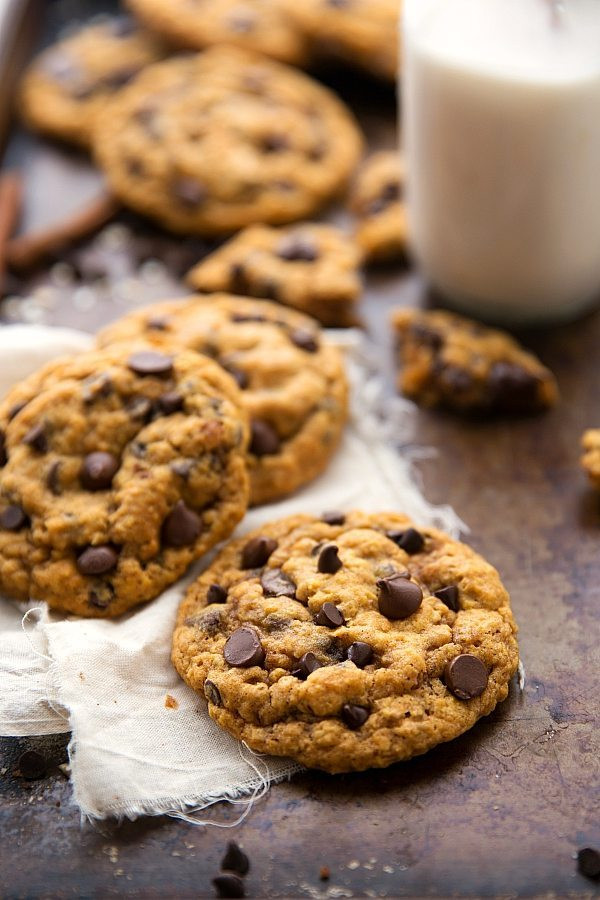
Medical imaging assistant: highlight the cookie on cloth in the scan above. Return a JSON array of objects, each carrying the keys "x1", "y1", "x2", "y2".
[
  {"x1": 92, "y1": 46, "x2": 364, "y2": 235},
  {"x1": 392, "y1": 308, "x2": 559, "y2": 415},
  {"x1": 581, "y1": 430, "x2": 600, "y2": 489},
  {"x1": 172, "y1": 511, "x2": 519, "y2": 773},
  {"x1": 96, "y1": 294, "x2": 348, "y2": 506},
  {"x1": 350, "y1": 152, "x2": 408, "y2": 264},
  {"x1": 125, "y1": 0, "x2": 308, "y2": 65},
  {"x1": 19, "y1": 16, "x2": 164, "y2": 148},
  {"x1": 0, "y1": 346, "x2": 249, "y2": 617},
  {"x1": 186, "y1": 223, "x2": 362, "y2": 327},
  {"x1": 282, "y1": 0, "x2": 401, "y2": 81}
]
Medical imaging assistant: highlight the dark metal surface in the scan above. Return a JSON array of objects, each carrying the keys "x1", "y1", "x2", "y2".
[{"x1": 1, "y1": 3, "x2": 600, "y2": 898}]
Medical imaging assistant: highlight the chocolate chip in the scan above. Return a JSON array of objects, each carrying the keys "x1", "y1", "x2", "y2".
[
  {"x1": 260, "y1": 569, "x2": 296, "y2": 599},
  {"x1": 222, "y1": 363, "x2": 249, "y2": 390},
  {"x1": 387, "y1": 527, "x2": 425, "y2": 554},
  {"x1": 577, "y1": 848, "x2": 600, "y2": 880},
  {"x1": 0, "y1": 431, "x2": 6, "y2": 466},
  {"x1": 102, "y1": 65, "x2": 140, "y2": 90},
  {"x1": 131, "y1": 441, "x2": 147, "y2": 458},
  {"x1": 157, "y1": 392, "x2": 184, "y2": 415},
  {"x1": 80, "y1": 452, "x2": 119, "y2": 491},
  {"x1": 341, "y1": 704, "x2": 370, "y2": 729},
  {"x1": 162, "y1": 500, "x2": 202, "y2": 547},
  {"x1": 134, "y1": 106, "x2": 161, "y2": 138},
  {"x1": 213, "y1": 873, "x2": 245, "y2": 898},
  {"x1": 8, "y1": 401, "x2": 26, "y2": 421},
  {"x1": 17, "y1": 750, "x2": 47, "y2": 780},
  {"x1": 224, "y1": 627, "x2": 265, "y2": 668},
  {"x1": 249, "y1": 419, "x2": 280, "y2": 457},
  {"x1": 127, "y1": 396, "x2": 153, "y2": 421},
  {"x1": 146, "y1": 315, "x2": 171, "y2": 331},
  {"x1": 207, "y1": 584, "x2": 228, "y2": 604},
  {"x1": 204, "y1": 680, "x2": 222, "y2": 706},
  {"x1": 317, "y1": 544, "x2": 342, "y2": 574},
  {"x1": 172, "y1": 177, "x2": 207, "y2": 208},
  {"x1": 440, "y1": 365, "x2": 473, "y2": 394},
  {"x1": 23, "y1": 423, "x2": 47, "y2": 453},
  {"x1": 46, "y1": 461, "x2": 61, "y2": 495},
  {"x1": 410, "y1": 322, "x2": 443, "y2": 351},
  {"x1": 315, "y1": 602, "x2": 345, "y2": 628},
  {"x1": 276, "y1": 235, "x2": 318, "y2": 262},
  {"x1": 171, "y1": 460, "x2": 193, "y2": 479},
  {"x1": 82, "y1": 373, "x2": 112, "y2": 404},
  {"x1": 377, "y1": 574, "x2": 423, "y2": 619},
  {"x1": 488, "y1": 362, "x2": 541, "y2": 413},
  {"x1": 347, "y1": 642, "x2": 373, "y2": 667},
  {"x1": 89, "y1": 585, "x2": 113, "y2": 609},
  {"x1": 262, "y1": 134, "x2": 288, "y2": 152},
  {"x1": 321, "y1": 511, "x2": 345, "y2": 526},
  {"x1": 128, "y1": 351, "x2": 173, "y2": 377},
  {"x1": 241, "y1": 536, "x2": 278, "y2": 569},
  {"x1": 445, "y1": 654, "x2": 488, "y2": 700},
  {"x1": 434, "y1": 585, "x2": 459, "y2": 612},
  {"x1": 77, "y1": 545, "x2": 119, "y2": 576},
  {"x1": 289, "y1": 329, "x2": 318, "y2": 353},
  {"x1": 0, "y1": 504, "x2": 28, "y2": 530},
  {"x1": 221, "y1": 841, "x2": 250, "y2": 876},
  {"x1": 291, "y1": 651, "x2": 322, "y2": 679}
]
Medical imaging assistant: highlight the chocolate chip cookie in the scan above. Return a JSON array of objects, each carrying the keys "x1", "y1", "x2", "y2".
[
  {"x1": 125, "y1": 0, "x2": 308, "y2": 65},
  {"x1": 19, "y1": 16, "x2": 164, "y2": 148},
  {"x1": 282, "y1": 0, "x2": 401, "y2": 81},
  {"x1": 96, "y1": 294, "x2": 348, "y2": 506},
  {"x1": 186, "y1": 224, "x2": 362, "y2": 327},
  {"x1": 581, "y1": 430, "x2": 600, "y2": 489},
  {"x1": 393, "y1": 308, "x2": 559, "y2": 415},
  {"x1": 172, "y1": 511, "x2": 519, "y2": 773},
  {"x1": 92, "y1": 46, "x2": 364, "y2": 236},
  {"x1": 0, "y1": 346, "x2": 249, "y2": 617},
  {"x1": 350, "y1": 152, "x2": 407, "y2": 264}
]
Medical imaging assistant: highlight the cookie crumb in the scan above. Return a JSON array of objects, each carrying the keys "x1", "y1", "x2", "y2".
[
  {"x1": 164, "y1": 694, "x2": 179, "y2": 709},
  {"x1": 319, "y1": 866, "x2": 330, "y2": 880}
]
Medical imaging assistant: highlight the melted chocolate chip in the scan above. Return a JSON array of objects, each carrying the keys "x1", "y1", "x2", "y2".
[
  {"x1": 341, "y1": 704, "x2": 370, "y2": 729},
  {"x1": 23, "y1": 423, "x2": 47, "y2": 453},
  {"x1": 241, "y1": 536, "x2": 278, "y2": 569},
  {"x1": 289, "y1": 329, "x2": 318, "y2": 353},
  {"x1": 224, "y1": 627, "x2": 265, "y2": 668},
  {"x1": 260, "y1": 568, "x2": 296, "y2": 598},
  {"x1": 46, "y1": 461, "x2": 61, "y2": 495},
  {"x1": 292, "y1": 651, "x2": 322, "y2": 679},
  {"x1": 410, "y1": 322, "x2": 443, "y2": 351},
  {"x1": 77, "y1": 545, "x2": 119, "y2": 576},
  {"x1": 162, "y1": 500, "x2": 202, "y2": 547},
  {"x1": 146, "y1": 314, "x2": 171, "y2": 331},
  {"x1": 102, "y1": 65, "x2": 140, "y2": 90},
  {"x1": 222, "y1": 363, "x2": 249, "y2": 390},
  {"x1": 0, "y1": 505, "x2": 28, "y2": 530},
  {"x1": 128, "y1": 351, "x2": 173, "y2": 377},
  {"x1": 488, "y1": 362, "x2": 541, "y2": 413},
  {"x1": 439, "y1": 364, "x2": 473, "y2": 394},
  {"x1": 377, "y1": 574, "x2": 423, "y2": 620},
  {"x1": 8, "y1": 401, "x2": 26, "y2": 421},
  {"x1": 317, "y1": 544, "x2": 342, "y2": 574},
  {"x1": 445, "y1": 654, "x2": 488, "y2": 700},
  {"x1": 387, "y1": 527, "x2": 425, "y2": 554},
  {"x1": 249, "y1": 419, "x2": 280, "y2": 457},
  {"x1": 213, "y1": 874, "x2": 245, "y2": 898},
  {"x1": 157, "y1": 392, "x2": 184, "y2": 415},
  {"x1": 134, "y1": 106, "x2": 161, "y2": 139},
  {"x1": 577, "y1": 848, "x2": 600, "y2": 880},
  {"x1": 207, "y1": 584, "x2": 228, "y2": 604},
  {"x1": 82, "y1": 373, "x2": 112, "y2": 404},
  {"x1": 204, "y1": 680, "x2": 222, "y2": 706},
  {"x1": 221, "y1": 841, "x2": 250, "y2": 877},
  {"x1": 434, "y1": 585, "x2": 460, "y2": 612},
  {"x1": 172, "y1": 177, "x2": 207, "y2": 208},
  {"x1": 17, "y1": 750, "x2": 47, "y2": 780},
  {"x1": 347, "y1": 641, "x2": 373, "y2": 668},
  {"x1": 276, "y1": 235, "x2": 318, "y2": 262},
  {"x1": 262, "y1": 134, "x2": 288, "y2": 152},
  {"x1": 315, "y1": 602, "x2": 345, "y2": 628},
  {"x1": 80, "y1": 452, "x2": 119, "y2": 491},
  {"x1": 321, "y1": 510, "x2": 345, "y2": 526}
]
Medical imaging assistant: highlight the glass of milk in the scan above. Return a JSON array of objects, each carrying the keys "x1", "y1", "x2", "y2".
[{"x1": 402, "y1": 0, "x2": 600, "y2": 324}]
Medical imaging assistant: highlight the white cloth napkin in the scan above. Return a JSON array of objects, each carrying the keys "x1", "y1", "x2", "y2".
[{"x1": 0, "y1": 325, "x2": 463, "y2": 821}]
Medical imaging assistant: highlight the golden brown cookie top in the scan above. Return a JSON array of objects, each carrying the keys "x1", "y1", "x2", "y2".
[
  {"x1": 92, "y1": 46, "x2": 364, "y2": 235},
  {"x1": 172, "y1": 511, "x2": 519, "y2": 772},
  {"x1": 0, "y1": 345, "x2": 249, "y2": 616},
  {"x1": 19, "y1": 16, "x2": 164, "y2": 147},
  {"x1": 392, "y1": 308, "x2": 559, "y2": 415},
  {"x1": 96, "y1": 294, "x2": 349, "y2": 506}
]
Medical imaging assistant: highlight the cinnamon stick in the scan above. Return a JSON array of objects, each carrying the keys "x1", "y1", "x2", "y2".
[
  {"x1": 5, "y1": 191, "x2": 121, "y2": 272},
  {"x1": 0, "y1": 171, "x2": 23, "y2": 290}
]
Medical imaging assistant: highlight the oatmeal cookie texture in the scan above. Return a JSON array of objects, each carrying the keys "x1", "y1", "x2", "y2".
[
  {"x1": 125, "y1": 0, "x2": 308, "y2": 65},
  {"x1": 393, "y1": 308, "x2": 559, "y2": 415},
  {"x1": 186, "y1": 224, "x2": 362, "y2": 327},
  {"x1": 19, "y1": 16, "x2": 164, "y2": 148},
  {"x1": 581, "y1": 430, "x2": 600, "y2": 489},
  {"x1": 92, "y1": 46, "x2": 364, "y2": 235},
  {"x1": 282, "y1": 0, "x2": 402, "y2": 81},
  {"x1": 172, "y1": 511, "x2": 519, "y2": 773},
  {"x1": 0, "y1": 346, "x2": 249, "y2": 617},
  {"x1": 350, "y1": 152, "x2": 408, "y2": 264},
  {"x1": 97, "y1": 294, "x2": 348, "y2": 506}
]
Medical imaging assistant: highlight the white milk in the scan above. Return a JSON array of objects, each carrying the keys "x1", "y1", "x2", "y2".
[{"x1": 402, "y1": 0, "x2": 600, "y2": 323}]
